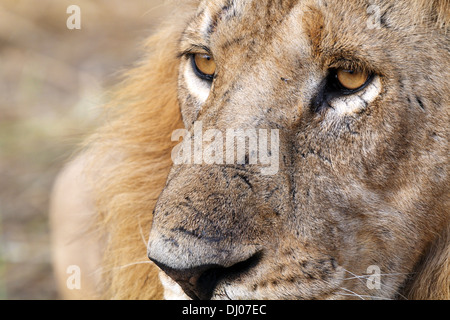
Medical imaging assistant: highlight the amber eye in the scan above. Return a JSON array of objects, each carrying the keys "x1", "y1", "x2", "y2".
[
  {"x1": 192, "y1": 53, "x2": 216, "y2": 81},
  {"x1": 336, "y1": 69, "x2": 370, "y2": 91}
]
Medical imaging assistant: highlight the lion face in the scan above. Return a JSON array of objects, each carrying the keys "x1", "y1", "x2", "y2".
[{"x1": 147, "y1": 0, "x2": 449, "y2": 300}]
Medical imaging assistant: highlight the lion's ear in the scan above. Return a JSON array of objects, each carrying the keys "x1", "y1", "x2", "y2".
[{"x1": 404, "y1": 224, "x2": 450, "y2": 300}]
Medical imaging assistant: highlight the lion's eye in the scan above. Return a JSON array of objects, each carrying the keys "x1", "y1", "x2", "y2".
[
  {"x1": 336, "y1": 69, "x2": 370, "y2": 91},
  {"x1": 192, "y1": 53, "x2": 216, "y2": 81},
  {"x1": 312, "y1": 67, "x2": 377, "y2": 113}
]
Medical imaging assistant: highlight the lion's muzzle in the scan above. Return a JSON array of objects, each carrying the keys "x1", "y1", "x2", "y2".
[{"x1": 147, "y1": 164, "x2": 282, "y2": 300}]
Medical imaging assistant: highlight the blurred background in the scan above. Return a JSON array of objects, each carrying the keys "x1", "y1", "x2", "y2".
[{"x1": 0, "y1": 0, "x2": 166, "y2": 299}]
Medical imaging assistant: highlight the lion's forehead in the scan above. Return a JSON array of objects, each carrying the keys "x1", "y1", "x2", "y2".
[
  {"x1": 182, "y1": 0, "x2": 422, "y2": 73},
  {"x1": 191, "y1": 0, "x2": 308, "y2": 47}
]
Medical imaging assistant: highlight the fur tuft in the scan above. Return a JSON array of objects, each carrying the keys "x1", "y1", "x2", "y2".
[{"x1": 405, "y1": 224, "x2": 450, "y2": 300}]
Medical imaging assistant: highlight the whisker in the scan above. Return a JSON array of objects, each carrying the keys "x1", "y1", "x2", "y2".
[
  {"x1": 338, "y1": 291, "x2": 390, "y2": 300},
  {"x1": 138, "y1": 216, "x2": 149, "y2": 249},
  {"x1": 342, "y1": 275, "x2": 371, "y2": 281},
  {"x1": 90, "y1": 260, "x2": 155, "y2": 277},
  {"x1": 342, "y1": 273, "x2": 412, "y2": 281},
  {"x1": 341, "y1": 268, "x2": 371, "y2": 291},
  {"x1": 341, "y1": 267, "x2": 409, "y2": 300},
  {"x1": 114, "y1": 261, "x2": 155, "y2": 270},
  {"x1": 339, "y1": 287, "x2": 366, "y2": 300},
  {"x1": 224, "y1": 287, "x2": 232, "y2": 300}
]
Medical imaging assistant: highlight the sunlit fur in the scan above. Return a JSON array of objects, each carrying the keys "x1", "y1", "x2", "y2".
[{"x1": 82, "y1": 25, "x2": 186, "y2": 299}]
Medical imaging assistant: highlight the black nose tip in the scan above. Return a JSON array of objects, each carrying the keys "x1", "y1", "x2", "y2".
[
  {"x1": 150, "y1": 254, "x2": 261, "y2": 300},
  {"x1": 152, "y1": 261, "x2": 220, "y2": 300}
]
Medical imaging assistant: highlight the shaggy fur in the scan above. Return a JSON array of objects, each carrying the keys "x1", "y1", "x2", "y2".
[
  {"x1": 81, "y1": 23, "x2": 186, "y2": 299},
  {"x1": 51, "y1": 0, "x2": 449, "y2": 300}
]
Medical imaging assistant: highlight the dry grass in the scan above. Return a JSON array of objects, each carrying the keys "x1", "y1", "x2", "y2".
[{"x1": 0, "y1": 0, "x2": 166, "y2": 299}]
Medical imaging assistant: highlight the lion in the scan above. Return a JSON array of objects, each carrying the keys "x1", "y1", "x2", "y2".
[{"x1": 50, "y1": 0, "x2": 449, "y2": 300}]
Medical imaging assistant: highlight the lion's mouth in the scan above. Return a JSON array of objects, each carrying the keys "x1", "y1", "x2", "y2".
[{"x1": 154, "y1": 252, "x2": 262, "y2": 300}]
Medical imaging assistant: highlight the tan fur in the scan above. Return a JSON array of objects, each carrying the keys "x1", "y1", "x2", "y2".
[
  {"x1": 51, "y1": 0, "x2": 449, "y2": 300},
  {"x1": 405, "y1": 224, "x2": 450, "y2": 300}
]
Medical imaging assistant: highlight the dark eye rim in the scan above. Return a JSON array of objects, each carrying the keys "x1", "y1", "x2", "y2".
[
  {"x1": 190, "y1": 54, "x2": 215, "y2": 82},
  {"x1": 311, "y1": 69, "x2": 375, "y2": 113}
]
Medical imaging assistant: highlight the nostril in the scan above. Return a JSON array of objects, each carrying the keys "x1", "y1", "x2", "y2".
[
  {"x1": 150, "y1": 253, "x2": 262, "y2": 300},
  {"x1": 150, "y1": 259, "x2": 219, "y2": 300}
]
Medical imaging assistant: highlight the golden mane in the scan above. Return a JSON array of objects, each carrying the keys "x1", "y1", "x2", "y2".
[
  {"x1": 85, "y1": 21, "x2": 188, "y2": 300},
  {"x1": 78, "y1": 0, "x2": 449, "y2": 300}
]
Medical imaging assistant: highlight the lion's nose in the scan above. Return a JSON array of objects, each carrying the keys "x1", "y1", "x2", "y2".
[
  {"x1": 149, "y1": 254, "x2": 261, "y2": 300},
  {"x1": 149, "y1": 260, "x2": 219, "y2": 300},
  {"x1": 147, "y1": 224, "x2": 262, "y2": 299}
]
